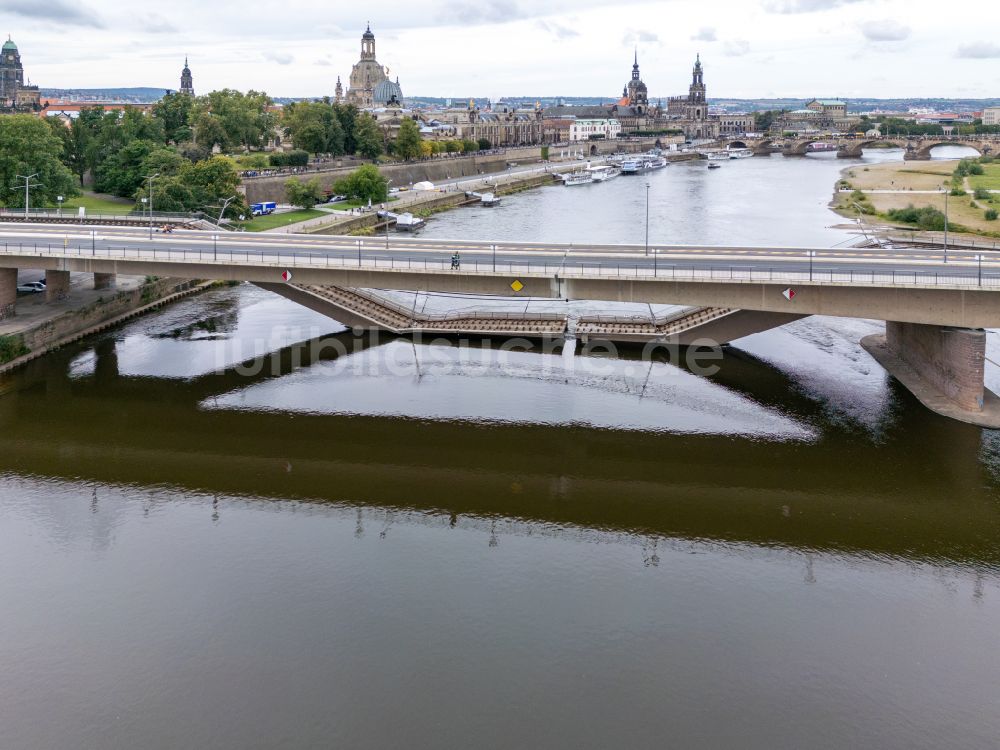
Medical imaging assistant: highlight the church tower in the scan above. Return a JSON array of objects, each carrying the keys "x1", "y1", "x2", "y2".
[
  {"x1": 335, "y1": 76, "x2": 343, "y2": 103},
  {"x1": 360, "y1": 23, "x2": 376, "y2": 60},
  {"x1": 688, "y1": 54, "x2": 705, "y2": 105},
  {"x1": 180, "y1": 57, "x2": 194, "y2": 96},
  {"x1": 625, "y1": 49, "x2": 648, "y2": 109},
  {"x1": 347, "y1": 23, "x2": 389, "y2": 109}
]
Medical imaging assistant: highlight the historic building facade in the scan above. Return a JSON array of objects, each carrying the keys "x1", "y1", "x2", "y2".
[
  {"x1": 427, "y1": 101, "x2": 543, "y2": 146},
  {"x1": 0, "y1": 37, "x2": 40, "y2": 112},
  {"x1": 344, "y1": 25, "x2": 403, "y2": 109},
  {"x1": 542, "y1": 53, "x2": 751, "y2": 141}
]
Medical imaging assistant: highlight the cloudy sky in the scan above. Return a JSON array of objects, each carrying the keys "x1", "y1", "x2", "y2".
[{"x1": 2, "y1": 0, "x2": 999, "y2": 99}]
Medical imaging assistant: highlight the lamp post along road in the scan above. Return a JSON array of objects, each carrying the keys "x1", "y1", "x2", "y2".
[
  {"x1": 15, "y1": 173, "x2": 40, "y2": 219},
  {"x1": 217, "y1": 195, "x2": 238, "y2": 225},
  {"x1": 944, "y1": 188, "x2": 949, "y2": 263},
  {"x1": 644, "y1": 182, "x2": 650, "y2": 256},
  {"x1": 144, "y1": 173, "x2": 159, "y2": 240}
]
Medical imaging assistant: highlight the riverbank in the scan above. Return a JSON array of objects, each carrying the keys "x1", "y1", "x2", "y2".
[
  {"x1": 0, "y1": 276, "x2": 214, "y2": 375},
  {"x1": 278, "y1": 170, "x2": 563, "y2": 236},
  {"x1": 832, "y1": 159, "x2": 1000, "y2": 240}
]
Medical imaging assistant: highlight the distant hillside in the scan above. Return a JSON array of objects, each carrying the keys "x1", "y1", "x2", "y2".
[{"x1": 39, "y1": 87, "x2": 167, "y2": 103}]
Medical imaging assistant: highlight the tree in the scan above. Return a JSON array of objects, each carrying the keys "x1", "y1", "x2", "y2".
[
  {"x1": 0, "y1": 115, "x2": 79, "y2": 208},
  {"x1": 353, "y1": 115, "x2": 383, "y2": 159},
  {"x1": 333, "y1": 163, "x2": 388, "y2": 203},
  {"x1": 153, "y1": 92, "x2": 194, "y2": 144},
  {"x1": 285, "y1": 177, "x2": 325, "y2": 208},
  {"x1": 140, "y1": 156, "x2": 246, "y2": 218},
  {"x1": 419, "y1": 140, "x2": 434, "y2": 158},
  {"x1": 94, "y1": 139, "x2": 168, "y2": 197},
  {"x1": 191, "y1": 89, "x2": 275, "y2": 151},
  {"x1": 394, "y1": 118, "x2": 422, "y2": 160},
  {"x1": 333, "y1": 103, "x2": 359, "y2": 154},
  {"x1": 753, "y1": 110, "x2": 785, "y2": 132},
  {"x1": 461, "y1": 139, "x2": 478, "y2": 153},
  {"x1": 282, "y1": 101, "x2": 345, "y2": 155},
  {"x1": 477, "y1": 138, "x2": 492, "y2": 151}
]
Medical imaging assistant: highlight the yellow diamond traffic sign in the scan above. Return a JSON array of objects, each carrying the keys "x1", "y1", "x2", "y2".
[{"x1": 510, "y1": 279, "x2": 524, "y2": 292}]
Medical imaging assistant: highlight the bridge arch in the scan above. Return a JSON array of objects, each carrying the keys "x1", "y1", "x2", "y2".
[
  {"x1": 913, "y1": 142, "x2": 985, "y2": 160},
  {"x1": 836, "y1": 139, "x2": 908, "y2": 159},
  {"x1": 727, "y1": 140, "x2": 748, "y2": 149}
]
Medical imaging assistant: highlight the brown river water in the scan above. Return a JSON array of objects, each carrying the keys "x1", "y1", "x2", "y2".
[{"x1": 2, "y1": 149, "x2": 999, "y2": 750}]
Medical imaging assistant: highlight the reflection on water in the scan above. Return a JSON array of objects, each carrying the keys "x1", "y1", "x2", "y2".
[{"x1": 2, "y1": 153, "x2": 1000, "y2": 750}]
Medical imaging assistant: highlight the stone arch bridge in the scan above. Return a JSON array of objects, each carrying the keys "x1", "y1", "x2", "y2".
[{"x1": 733, "y1": 136, "x2": 997, "y2": 160}]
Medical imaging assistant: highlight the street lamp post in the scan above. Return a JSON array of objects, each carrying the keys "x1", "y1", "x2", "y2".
[
  {"x1": 644, "y1": 182, "x2": 650, "y2": 256},
  {"x1": 14, "y1": 173, "x2": 40, "y2": 219},
  {"x1": 143, "y1": 173, "x2": 159, "y2": 240},
  {"x1": 943, "y1": 188, "x2": 949, "y2": 263},
  {"x1": 56, "y1": 195, "x2": 64, "y2": 217},
  {"x1": 217, "y1": 195, "x2": 238, "y2": 225},
  {"x1": 213, "y1": 234, "x2": 218, "y2": 261}
]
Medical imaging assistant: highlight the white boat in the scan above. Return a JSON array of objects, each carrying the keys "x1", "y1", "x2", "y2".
[
  {"x1": 706, "y1": 151, "x2": 730, "y2": 161},
  {"x1": 563, "y1": 172, "x2": 594, "y2": 186},
  {"x1": 586, "y1": 164, "x2": 621, "y2": 182},
  {"x1": 621, "y1": 155, "x2": 667, "y2": 174},
  {"x1": 727, "y1": 147, "x2": 753, "y2": 159},
  {"x1": 379, "y1": 210, "x2": 426, "y2": 231}
]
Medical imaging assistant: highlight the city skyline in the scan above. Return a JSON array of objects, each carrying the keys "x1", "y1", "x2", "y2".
[{"x1": 1, "y1": 0, "x2": 999, "y2": 99}]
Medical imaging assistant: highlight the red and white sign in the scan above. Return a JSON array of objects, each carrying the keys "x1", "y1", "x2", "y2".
[
  {"x1": 782, "y1": 288, "x2": 796, "y2": 301},
  {"x1": 281, "y1": 270, "x2": 293, "y2": 282}
]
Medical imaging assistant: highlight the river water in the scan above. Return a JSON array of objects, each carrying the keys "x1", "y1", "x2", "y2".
[{"x1": 3, "y1": 148, "x2": 1000, "y2": 750}]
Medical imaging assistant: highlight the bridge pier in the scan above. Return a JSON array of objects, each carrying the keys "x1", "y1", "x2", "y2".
[
  {"x1": 93, "y1": 273, "x2": 116, "y2": 291},
  {"x1": 862, "y1": 321, "x2": 1000, "y2": 426},
  {"x1": 0, "y1": 268, "x2": 16, "y2": 320},
  {"x1": 45, "y1": 270, "x2": 70, "y2": 303}
]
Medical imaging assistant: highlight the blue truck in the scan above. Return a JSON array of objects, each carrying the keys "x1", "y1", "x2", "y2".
[{"x1": 251, "y1": 201, "x2": 277, "y2": 216}]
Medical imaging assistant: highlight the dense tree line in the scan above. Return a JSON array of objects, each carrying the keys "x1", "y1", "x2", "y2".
[{"x1": 0, "y1": 115, "x2": 78, "y2": 208}]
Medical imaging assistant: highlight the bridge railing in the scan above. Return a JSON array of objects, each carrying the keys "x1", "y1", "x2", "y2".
[
  {"x1": 0, "y1": 208, "x2": 196, "y2": 222},
  {"x1": 2, "y1": 240, "x2": 999, "y2": 289}
]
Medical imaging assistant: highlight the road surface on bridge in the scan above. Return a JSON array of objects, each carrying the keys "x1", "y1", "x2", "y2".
[{"x1": 1, "y1": 222, "x2": 999, "y2": 286}]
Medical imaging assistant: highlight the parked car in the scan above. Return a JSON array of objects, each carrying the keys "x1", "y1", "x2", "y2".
[{"x1": 17, "y1": 281, "x2": 46, "y2": 293}]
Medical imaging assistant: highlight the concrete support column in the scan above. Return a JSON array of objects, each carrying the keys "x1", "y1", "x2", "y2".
[
  {"x1": 0, "y1": 268, "x2": 16, "y2": 320},
  {"x1": 93, "y1": 273, "x2": 116, "y2": 291},
  {"x1": 886, "y1": 321, "x2": 986, "y2": 412},
  {"x1": 45, "y1": 270, "x2": 70, "y2": 303}
]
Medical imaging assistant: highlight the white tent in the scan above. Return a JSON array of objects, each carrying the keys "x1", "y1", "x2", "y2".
[{"x1": 412, "y1": 181, "x2": 435, "y2": 191}]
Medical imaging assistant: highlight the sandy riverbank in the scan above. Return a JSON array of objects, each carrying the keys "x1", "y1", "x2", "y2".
[{"x1": 831, "y1": 159, "x2": 1000, "y2": 238}]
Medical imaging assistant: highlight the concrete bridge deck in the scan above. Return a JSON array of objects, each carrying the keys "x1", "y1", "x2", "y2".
[{"x1": 2, "y1": 222, "x2": 1000, "y2": 425}]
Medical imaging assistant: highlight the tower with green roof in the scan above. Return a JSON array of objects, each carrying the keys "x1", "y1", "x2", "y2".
[{"x1": 0, "y1": 36, "x2": 40, "y2": 111}]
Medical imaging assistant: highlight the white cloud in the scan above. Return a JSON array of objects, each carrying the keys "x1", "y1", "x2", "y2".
[
  {"x1": 724, "y1": 39, "x2": 750, "y2": 56},
  {"x1": 263, "y1": 51, "x2": 294, "y2": 65},
  {"x1": 861, "y1": 20, "x2": 910, "y2": 42},
  {"x1": 956, "y1": 42, "x2": 1000, "y2": 59},
  {"x1": 537, "y1": 20, "x2": 580, "y2": 39},
  {"x1": 763, "y1": 0, "x2": 863, "y2": 13},
  {"x1": 691, "y1": 27, "x2": 717, "y2": 42},
  {"x1": 622, "y1": 29, "x2": 659, "y2": 45}
]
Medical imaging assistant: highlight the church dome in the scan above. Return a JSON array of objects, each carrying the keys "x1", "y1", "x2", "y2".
[
  {"x1": 2, "y1": 39, "x2": 17, "y2": 52},
  {"x1": 362, "y1": 24, "x2": 375, "y2": 40},
  {"x1": 373, "y1": 78, "x2": 403, "y2": 106}
]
